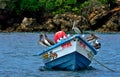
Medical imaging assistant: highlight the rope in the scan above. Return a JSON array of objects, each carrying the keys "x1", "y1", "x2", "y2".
[{"x1": 93, "y1": 58, "x2": 115, "y2": 72}]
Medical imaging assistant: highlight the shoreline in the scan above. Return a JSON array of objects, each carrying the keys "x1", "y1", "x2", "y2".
[{"x1": 0, "y1": 30, "x2": 120, "y2": 34}]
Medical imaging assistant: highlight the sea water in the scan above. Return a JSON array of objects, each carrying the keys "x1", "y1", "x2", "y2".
[{"x1": 0, "y1": 32, "x2": 120, "y2": 77}]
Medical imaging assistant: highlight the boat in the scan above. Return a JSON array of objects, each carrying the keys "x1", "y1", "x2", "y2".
[{"x1": 37, "y1": 34, "x2": 100, "y2": 71}]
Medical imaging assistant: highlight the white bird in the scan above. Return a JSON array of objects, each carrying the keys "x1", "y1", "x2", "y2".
[
  {"x1": 43, "y1": 34, "x2": 55, "y2": 46},
  {"x1": 39, "y1": 34, "x2": 49, "y2": 47},
  {"x1": 72, "y1": 20, "x2": 84, "y2": 37},
  {"x1": 39, "y1": 34, "x2": 55, "y2": 47},
  {"x1": 93, "y1": 40, "x2": 101, "y2": 49}
]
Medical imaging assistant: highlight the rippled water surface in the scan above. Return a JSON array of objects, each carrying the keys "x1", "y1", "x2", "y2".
[{"x1": 0, "y1": 32, "x2": 120, "y2": 77}]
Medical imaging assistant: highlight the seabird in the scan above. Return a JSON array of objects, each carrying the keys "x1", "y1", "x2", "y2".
[
  {"x1": 39, "y1": 34, "x2": 49, "y2": 47},
  {"x1": 93, "y1": 40, "x2": 101, "y2": 49},
  {"x1": 72, "y1": 20, "x2": 85, "y2": 37},
  {"x1": 72, "y1": 20, "x2": 83, "y2": 34},
  {"x1": 86, "y1": 33, "x2": 101, "y2": 49},
  {"x1": 86, "y1": 33, "x2": 99, "y2": 41},
  {"x1": 43, "y1": 34, "x2": 55, "y2": 46}
]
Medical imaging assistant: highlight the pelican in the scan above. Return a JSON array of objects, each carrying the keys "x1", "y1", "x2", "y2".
[
  {"x1": 86, "y1": 33, "x2": 101, "y2": 49},
  {"x1": 72, "y1": 20, "x2": 83, "y2": 34},
  {"x1": 86, "y1": 33, "x2": 99, "y2": 41},
  {"x1": 43, "y1": 34, "x2": 55, "y2": 46},
  {"x1": 39, "y1": 34, "x2": 55, "y2": 47},
  {"x1": 93, "y1": 40, "x2": 101, "y2": 49},
  {"x1": 72, "y1": 20, "x2": 84, "y2": 37},
  {"x1": 39, "y1": 34, "x2": 49, "y2": 47}
]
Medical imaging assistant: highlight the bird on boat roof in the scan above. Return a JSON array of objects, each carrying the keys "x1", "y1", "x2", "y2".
[
  {"x1": 86, "y1": 33, "x2": 99, "y2": 41},
  {"x1": 86, "y1": 33, "x2": 101, "y2": 50},
  {"x1": 39, "y1": 34, "x2": 55, "y2": 47},
  {"x1": 43, "y1": 34, "x2": 55, "y2": 46},
  {"x1": 39, "y1": 34, "x2": 49, "y2": 47},
  {"x1": 72, "y1": 20, "x2": 83, "y2": 34},
  {"x1": 93, "y1": 40, "x2": 101, "y2": 49}
]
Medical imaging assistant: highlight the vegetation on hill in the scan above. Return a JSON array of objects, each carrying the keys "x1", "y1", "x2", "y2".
[{"x1": 0, "y1": 0, "x2": 119, "y2": 32}]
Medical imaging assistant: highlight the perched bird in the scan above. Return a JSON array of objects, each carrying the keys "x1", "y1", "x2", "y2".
[
  {"x1": 39, "y1": 34, "x2": 54, "y2": 47},
  {"x1": 39, "y1": 34, "x2": 49, "y2": 47},
  {"x1": 72, "y1": 20, "x2": 85, "y2": 38},
  {"x1": 86, "y1": 33, "x2": 101, "y2": 49},
  {"x1": 86, "y1": 33, "x2": 99, "y2": 41},
  {"x1": 93, "y1": 40, "x2": 101, "y2": 49},
  {"x1": 43, "y1": 34, "x2": 55, "y2": 46},
  {"x1": 72, "y1": 20, "x2": 83, "y2": 34}
]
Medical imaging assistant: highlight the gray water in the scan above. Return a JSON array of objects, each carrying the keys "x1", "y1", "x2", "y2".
[{"x1": 0, "y1": 32, "x2": 120, "y2": 77}]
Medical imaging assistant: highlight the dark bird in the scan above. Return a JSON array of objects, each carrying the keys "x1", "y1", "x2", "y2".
[
  {"x1": 39, "y1": 34, "x2": 54, "y2": 47},
  {"x1": 86, "y1": 33, "x2": 101, "y2": 49},
  {"x1": 86, "y1": 33, "x2": 99, "y2": 41},
  {"x1": 93, "y1": 40, "x2": 101, "y2": 49}
]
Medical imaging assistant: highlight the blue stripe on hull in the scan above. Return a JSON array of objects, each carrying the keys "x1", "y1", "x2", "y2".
[{"x1": 45, "y1": 51, "x2": 91, "y2": 71}]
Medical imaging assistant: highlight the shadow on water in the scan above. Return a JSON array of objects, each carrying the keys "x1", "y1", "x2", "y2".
[{"x1": 39, "y1": 66, "x2": 96, "y2": 71}]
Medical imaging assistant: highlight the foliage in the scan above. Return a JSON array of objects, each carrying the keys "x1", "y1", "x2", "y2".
[
  {"x1": 6, "y1": 0, "x2": 77, "y2": 14},
  {"x1": 7, "y1": 0, "x2": 20, "y2": 11},
  {"x1": 79, "y1": 0, "x2": 102, "y2": 17},
  {"x1": 1, "y1": 0, "x2": 118, "y2": 32},
  {"x1": 39, "y1": 0, "x2": 56, "y2": 11},
  {"x1": 38, "y1": 0, "x2": 77, "y2": 14},
  {"x1": 6, "y1": 0, "x2": 115, "y2": 15},
  {"x1": 99, "y1": 0, "x2": 116, "y2": 4},
  {"x1": 7, "y1": 0, "x2": 41, "y2": 14},
  {"x1": 20, "y1": 0, "x2": 40, "y2": 11},
  {"x1": 99, "y1": 0, "x2": 116, "y2": 8}
]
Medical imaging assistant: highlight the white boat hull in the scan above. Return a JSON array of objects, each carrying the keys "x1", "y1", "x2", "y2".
[{"x1": 39, "y1": 34, "x2": 97, "y2": 71}]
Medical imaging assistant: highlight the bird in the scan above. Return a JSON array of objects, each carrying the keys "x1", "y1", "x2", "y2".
[
  {"x1": 86, "y1": 33, "x2": 101, "y2": 49},
  {"x1": 86, "y1": 33, "x2": 99, "y2": 41},
  {"x1": 39, "y1": 34, "x2": 55, "y2": 47},
  {"x1": 72, "y1": 20, "x2": 83, "y2": 34},
  {"x1": 93, "y1": 40, "x2": 101, "y2": 49},
  {"x1": 72, "y1": 20, "x2": 85, "y2": 37},
  {"x1": 39, "y1": 34, "x2": 49, "y2": 47},
  {"x1": 43, "y1": 34, "x2": 55, "y2": 46}
]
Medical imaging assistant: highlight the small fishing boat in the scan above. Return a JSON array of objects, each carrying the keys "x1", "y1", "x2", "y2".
[{"x1": 38, "y1": 34, "x2": 100, "y2": 71}]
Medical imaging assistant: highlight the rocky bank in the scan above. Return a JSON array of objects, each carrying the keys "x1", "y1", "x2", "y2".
[{"x1": 0, "y1": 0, "x2": 120, "y2": 32}]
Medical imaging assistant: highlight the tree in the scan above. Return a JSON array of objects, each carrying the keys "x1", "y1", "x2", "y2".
[{"x1": 99, "y1": 0, "x2": 116, "y2": 9}]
